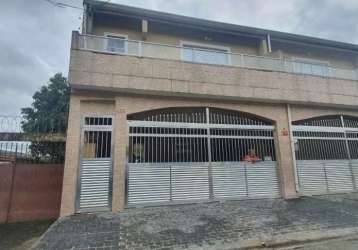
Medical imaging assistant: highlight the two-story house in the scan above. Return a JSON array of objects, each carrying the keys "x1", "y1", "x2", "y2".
[{"x1": 61, "y1": 0, "x2": 358, "y2": 216}]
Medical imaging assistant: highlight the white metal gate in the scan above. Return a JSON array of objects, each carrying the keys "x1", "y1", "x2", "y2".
[
  {"x1": 126, "y1": 107, "x2": 280, "y2": 206},
  {"x1": 77, "y1": 116, "x2": 113, "y2": 212},
  {"x1": 293, "y1": 115, "x2": 358, "y2": 195}
]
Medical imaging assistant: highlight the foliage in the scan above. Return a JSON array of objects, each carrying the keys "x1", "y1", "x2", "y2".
[{"x1": 21, "y1": 73, "x2": 70, "y2": 162}]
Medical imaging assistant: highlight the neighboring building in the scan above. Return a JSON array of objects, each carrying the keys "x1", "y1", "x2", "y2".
[{"x1": 61, "y1": 0, "x2": 358, "y2": 216}]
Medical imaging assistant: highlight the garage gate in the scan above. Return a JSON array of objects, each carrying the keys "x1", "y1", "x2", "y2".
[
  {"x1": 126, "y1": 107, "x2": 280, "y2": 206},
  {"x1": 293, "y1": 115, "x2": 358, "y2": 195}
]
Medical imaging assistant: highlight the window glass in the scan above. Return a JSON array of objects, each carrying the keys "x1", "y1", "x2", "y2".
[
  {"x1": 182, "y1": 44, "x2": 229, "y2": 65},
  {"x1": 106, "y1": 35, "x2": 126, "y2": 53},
  {"x1": 292, "y1": 58, "x2": 329, "y2": 77}
]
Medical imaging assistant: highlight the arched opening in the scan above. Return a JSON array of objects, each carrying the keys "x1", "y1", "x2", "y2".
[
  {"x1": 127, "y1": 107, "x2": 275, "y2": 163},
  {"x1": 126, "y1": 107, "x2": 280, "y2": 205},
  {"x1": 292, "y1": 114, "x2": 358, "y2": 195}
]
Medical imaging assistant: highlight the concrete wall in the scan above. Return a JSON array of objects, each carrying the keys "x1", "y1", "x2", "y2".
[{"x1": 69, "y1": 49, "x2": 358, "y2": 109}]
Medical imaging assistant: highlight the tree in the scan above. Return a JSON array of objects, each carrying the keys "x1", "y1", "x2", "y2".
[{"x1": 21, "y1": 73, "x2": 70, "y2": 162}]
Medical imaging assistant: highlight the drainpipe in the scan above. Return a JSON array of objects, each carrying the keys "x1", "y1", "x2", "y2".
[
  {"x1": 287, "y1": 104, "x2": 299, "y2": 192},
  {"x1": 267, "y1": 34, "x2": 272, "y2": 53}
]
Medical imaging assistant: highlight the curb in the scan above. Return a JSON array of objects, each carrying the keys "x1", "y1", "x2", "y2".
[{"x1": 184, "y1": 227, "x2": 358, "y2": 250}]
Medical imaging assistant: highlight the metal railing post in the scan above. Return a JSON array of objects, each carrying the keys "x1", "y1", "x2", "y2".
[
  {"x1": 341, "y1": 115, "x2": 356, "y2": 190},
  {"x1": 206, "y1": 108, "x2": 214, "y2": 199}
]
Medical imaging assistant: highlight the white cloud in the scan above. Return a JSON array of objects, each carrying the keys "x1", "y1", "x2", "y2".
[{"x1": 0, "y1": 0, "x2": 357, "y2": 116}]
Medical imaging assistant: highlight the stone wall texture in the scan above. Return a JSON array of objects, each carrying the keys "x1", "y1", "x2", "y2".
[{"x1": 69, "y1": 49, "x2": 358, "y2": 109}]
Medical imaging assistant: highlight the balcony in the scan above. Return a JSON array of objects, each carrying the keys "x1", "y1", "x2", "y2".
[
  {"x1": 69, "y1": 31, "x2": 358, "y2": 108},
  {"x1": 76, "y1": 33, "x2": 358, "y2": 81}
]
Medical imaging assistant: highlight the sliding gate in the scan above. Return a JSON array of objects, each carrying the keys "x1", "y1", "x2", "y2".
[
  {"x1": 126, "y1": 107, "x2": 280, "y2": 206},
  {"x1": 293, "y1": 115, "x2": 358, "y2": 195}
]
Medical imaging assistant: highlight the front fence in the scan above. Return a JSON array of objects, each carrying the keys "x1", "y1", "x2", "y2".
[
  {"x1": 0, "y1": 115, "x2": 67, "y2": 164},
  {"x1": 293, "y1": 115, "x2": 358, "y2": 195},
  {"x1": 0, "y1": 163, "x2": 64, "y2": 223},
  {"x1": 0, "y1": 115, "x2": 66, "y2": 223}
]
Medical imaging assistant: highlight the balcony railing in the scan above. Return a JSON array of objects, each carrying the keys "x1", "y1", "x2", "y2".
[{"x1": 77, "y1": 34, "x2": 358, "y2": 81}]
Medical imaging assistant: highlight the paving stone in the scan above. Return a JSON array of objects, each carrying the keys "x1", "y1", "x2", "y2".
[{"x1": 33, "y1": 194, "x2": 358, "y2": 250}]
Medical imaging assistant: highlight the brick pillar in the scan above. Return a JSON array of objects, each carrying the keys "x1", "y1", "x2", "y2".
[
  {"x1": 274, "y1": 111, "x2": 298, "y2": 199},
  {"x1": 60, "y1": 95, "x2": 81, "y2": 216},
  {"x1": 112, "y1": 97, "x2": 128, "y2": 212}
]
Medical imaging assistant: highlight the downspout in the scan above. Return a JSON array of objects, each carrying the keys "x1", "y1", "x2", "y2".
[
  {"x1": 287, "y1": 104, "x2": 299, "y2": 192},
  {"x1": 267, "y1": 34, "x2": 272, "y2": 53}
]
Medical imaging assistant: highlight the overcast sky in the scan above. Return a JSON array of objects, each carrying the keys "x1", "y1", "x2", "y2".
[{"x1": 1, "y1": 0, "x2": 358, "y2": 116}]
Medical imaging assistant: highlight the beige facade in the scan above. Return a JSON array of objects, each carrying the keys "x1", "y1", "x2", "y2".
[
  {"x1": 61, "y1": 1, "x2": 358, "y2": 216},
  {"x1": 60, "y1": 90, "x2": 358, "y2": 216},
  {"x1": 69, "y1": 48, "x2": 358, "y2": 108}
]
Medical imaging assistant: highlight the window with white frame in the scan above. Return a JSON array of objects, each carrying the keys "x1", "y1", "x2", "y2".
[
  {"x1": 181, "y1": 41, "x2": 231, "y2": 65},
  {"x1": 105, "y1": 33, "x2": 128, "y2": 53},
  {"x1": 292, "y1": 57, "x2": 330, "y2": 77}
]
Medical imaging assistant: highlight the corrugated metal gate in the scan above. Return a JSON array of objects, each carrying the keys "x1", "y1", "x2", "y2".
[
  {"x1": 293, "y1": 115, "x2": 358, "y2": 195},
  {"x1": 126, "y1": 107, "x2": 280, "y2": 206},
  {"x1": 77, "y1": 116, "x2": 113, "y2": 212}
]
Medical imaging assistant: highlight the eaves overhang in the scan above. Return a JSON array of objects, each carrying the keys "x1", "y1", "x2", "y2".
[{"x1": 84, "y1": 0, "x2": 358, "y2": 54}]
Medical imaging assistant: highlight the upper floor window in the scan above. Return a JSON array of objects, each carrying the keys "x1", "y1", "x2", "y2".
[
  {"x1": 181, "y1": 41, "x2": 231, "y2": 65},
  {"x1": 105, "y1": 33, "x2": 128, "y2": 53},
  {"x1": 292, "y1": 57, "x2": 330, "y2": 77}
]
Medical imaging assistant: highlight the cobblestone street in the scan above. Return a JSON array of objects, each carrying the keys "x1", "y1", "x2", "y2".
[{"x1": 33, "y1": 194, "x2": 358, "y2": 250}]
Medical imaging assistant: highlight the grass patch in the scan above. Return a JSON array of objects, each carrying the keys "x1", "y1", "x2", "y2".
[{"x1": 0, "y1": 220, "x2": 54, "y2": 250}]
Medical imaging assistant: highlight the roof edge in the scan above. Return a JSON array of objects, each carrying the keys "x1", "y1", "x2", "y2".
[{"x1": 84, "y1": 0, "x2": 358, "y2": 53}]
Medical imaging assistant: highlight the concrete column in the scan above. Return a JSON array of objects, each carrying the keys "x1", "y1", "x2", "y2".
[
  {"x1": 112, "y1": 97, "x2": 128, "y2": 212},
  {"x1": 274, "y1": 110, "x2": 298, "y2": 199},
  {"x1": 71, "y1": 31, "x2": 79, "y2": 50},
  {"x1": 142, "y1": 19, "x2": 148, "y2": 40},
  {"x1": 60, "y1": 95, "x2": 81, "y2": 217},
  {"x1": 259, "y1": 38, "x2": 269, "y2": 56}
]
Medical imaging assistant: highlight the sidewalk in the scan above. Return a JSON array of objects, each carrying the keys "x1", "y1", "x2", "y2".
[{"x1": 33, "y1": 193, "x2": 358, "y2": 250}]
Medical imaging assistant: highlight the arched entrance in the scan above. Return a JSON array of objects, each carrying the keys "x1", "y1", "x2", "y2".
[
  {"x1": 126, "y1": 107, "x2": 280, "y2": 205},
  {"x1": 292, "y1": 115, "x2": 358, "y2": 195}
]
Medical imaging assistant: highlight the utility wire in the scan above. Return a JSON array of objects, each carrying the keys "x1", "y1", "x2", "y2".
[
  {"x1": 42, "y1": 0, "x2": 84, "y2": 10},
  {"x1": 42, "y1": 0, "x2": 112, "y2": 11}
]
